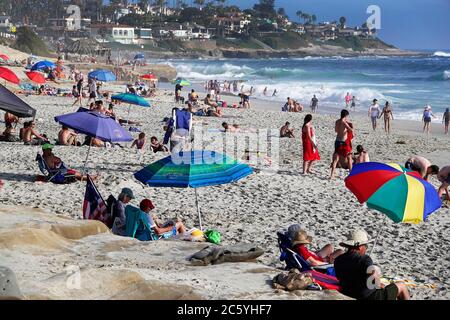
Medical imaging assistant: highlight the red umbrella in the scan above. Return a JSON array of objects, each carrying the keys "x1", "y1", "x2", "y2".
[
  {"x1": 141, "y1": 73, "x2": 157, "y2": 81},
  {"x1": 0, "y1": 54, "x2": 9, "y2": 61},
  {"x1": 25, "y1": 71, "x2": 46, "y2": 84},
  {"x1": 0, "y1": 66, "x2": 20, "y2": 85}
]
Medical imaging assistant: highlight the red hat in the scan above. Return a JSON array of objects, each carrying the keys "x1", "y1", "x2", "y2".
[{"x1": 139, "y1": 199, "x2": 155, "y2": 211}]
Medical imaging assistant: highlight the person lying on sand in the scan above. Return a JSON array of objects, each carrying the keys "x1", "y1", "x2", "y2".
[
  {"x1": 353, "y1": 145, "x2": 370, "y2": 164},
  {"x1": 437, "y1": 166, "x2": 450, "y2": 201},
  {"x1": 222, "y1": 122, "x2": 240, "y2": 133},
  {"x1": 139, "y1": 199, "x2": 187, "y2": 239},
  {"x1": 58, "y1": 126, "x2": 80, "y2": 146},
  {"x1": 334, "y1": 229, "x2": 410, "y2": 300},
  {"x1": 22, "y1": 121, "x2": 49, "y2": 145},
  {"x1": 83, "y1": 135, "x2": 105, "y2": 147},
  {"x1": 405, "y1": 156, "x2": 439, "y2": 181},
  {"x1": 292, "y1": 229, "x2": 343, "y2": 266},
  {"x1": 206, "y1": 106, "x2": 222, "y2": 117},
  {"x1": 280, "y1": 122, "x2": 295, "y2": 138},
  {"x1": 42, "y1": 144, "x2": 91, "y2": 182}
]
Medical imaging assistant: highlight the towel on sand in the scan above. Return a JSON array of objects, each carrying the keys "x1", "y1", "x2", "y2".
[{"x1": 189, "y1": 243, "x2": 264, "y2": 266}]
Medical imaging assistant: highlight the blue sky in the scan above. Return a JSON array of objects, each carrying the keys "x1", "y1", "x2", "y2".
[{"x1": 225, "y1": 0, "x2": 450, "y2": 50}]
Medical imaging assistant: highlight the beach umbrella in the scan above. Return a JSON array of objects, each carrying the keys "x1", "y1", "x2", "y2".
[
  {"x1": 141, "y1": 73, "x2": 157, "y2": 81},
  {"x1": 134, "y1": 53, "x2": 145, "y2": 60},
  {"x1": 25, "y1": 71, "x2": 46, "y2": 84},
  {"x1": 111, "y1": 92, "x2": 150, "y2": 123},
  {"x1": 172, "y1": 78, "x2": 190, "y2": 86},
  {"x1": 88, "y1": 69, "x2": 116, "y2": 82},
  {"x1": 0, "y1": 54, "x2": 9, "y2": 61},
  {"x1": 54, "y1": 111, "x2": 133, "y2": 171},
  {"x1": 134, "y1": 150, "x2": 253, "y2": 230},
  {"x1": 345, "y1": 162, "x2": 442, "y2": 252},
  {"x1": 0, "y1": 67, "x2": 20, "y2": 85},
  {"x1": 30, "y1": 60, "x2": 56, "y2": 71},
  {"x1": 0, "y1": 84, "x2": 36, "y2": 118}
]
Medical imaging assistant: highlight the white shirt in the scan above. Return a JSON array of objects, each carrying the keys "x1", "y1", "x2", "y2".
[{"x1": 369, "y1": 104, "x2": 380, "y2": 118}]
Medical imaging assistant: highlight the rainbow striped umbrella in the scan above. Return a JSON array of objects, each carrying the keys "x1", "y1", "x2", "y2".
[
  {"x1": 134, "y1": 150, "x2": 253, "y2": 229},
  {"x1": 345, "y1": 162, "x2": 441, "y2": 224}
]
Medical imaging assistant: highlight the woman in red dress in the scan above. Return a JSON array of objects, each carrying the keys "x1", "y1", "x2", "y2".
[{"x1": 302, "y1": 114, "x2": 320, "y2": 174}]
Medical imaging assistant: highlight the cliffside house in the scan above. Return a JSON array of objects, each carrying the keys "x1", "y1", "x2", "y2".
[
  {"x1": 216, "y1": 14, "x2": 251, "y2": 35},
  {"x1": 91, "y1": 24, "x2": 136, "y2": 44},
  {"x1": 0, "y1": 15, "x2": 11, "y2": 29}
]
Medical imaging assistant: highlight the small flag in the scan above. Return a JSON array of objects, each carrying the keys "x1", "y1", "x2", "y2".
[{"x1": 82, "y1": 175, "x2": 107, "y2": 222}]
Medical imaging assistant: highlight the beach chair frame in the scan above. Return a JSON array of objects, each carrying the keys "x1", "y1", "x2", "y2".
[{"x1": 35, "y1": 153, "x2": 75, "y2": 184}]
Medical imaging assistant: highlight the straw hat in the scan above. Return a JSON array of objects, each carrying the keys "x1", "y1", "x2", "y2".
[
  {"x1": 292, "y1": 230, "x2": 312, "y2": 246},
  {"x1": 339, "y1": 229, "x2": 374, "y2": 248}
]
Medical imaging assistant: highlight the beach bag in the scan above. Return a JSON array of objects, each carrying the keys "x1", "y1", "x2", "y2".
[{"x1": 204, "y1": 230, "x2": 221, "y2": 245}]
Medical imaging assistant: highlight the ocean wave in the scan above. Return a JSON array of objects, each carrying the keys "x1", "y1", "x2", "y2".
[
  {"x1": 433, "y1": 51, "x2": 450, "y2": 58},
  {"x1": 444, "y1": 70, "x2": 450, "y2": 80}
]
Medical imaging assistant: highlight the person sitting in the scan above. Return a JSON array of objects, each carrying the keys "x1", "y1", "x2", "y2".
[
  {"x1": 188, "y1": 89, "x2": 198, "y2": 103},
  {"x1": 0, "y1": 123, "x2": 19, "y2": 142},
  {"x1": 280, "y1": 122, "x2": 295, "y2": 138},
  {"x1": 131, "y1": 132, "x2": 146, "y2": 150},
  {"x1": 41, "y1": 143, "x2": 89, "y2": 182},
  {"x1": 93, "y1": 100, "x2": 106, "y2": 114},
  {"x1": 354, "y1": 145, "x2": 370, "y2": 164},
  {"x1": 83, "y1": 135, "x2": 105, "y2": 147},
  {"x1": 139, "y1": 199, "x2": 187, "y2": 239},
  {"x1": 111, "y1": 188, "x2": 135, "y2": 236},
  {"x1": 238, "y1": 93, "x2": 250, "y2": 108},
  {"x1": 4, "y1": 112, "x2": 19, "y2": 127},
  {"x1": 206, "y1": 105, "x2": 222, "y2": 117},
  {"x1": 292, "y1": 229, "x2": 343, "y2": 266},
  {"x1": 405, "y1": 156, "x2": 439, "y2": 181},
  {"x1": 204, "y1": 94, "x2": 218, "y2": 108},
  {"x1": 58, "y1": 126, "x2": 80, "y2": 146},
  {"x1": 150, "y1": 136, "x2": 168, "y2": 153},
  {"x1": 22, "y1": 121, "x2": 48, "y2": 145},
  {"x1": 437, "y1": 166, "x2": 450, "y2": 202},
  {"x1": 222, "y1": 122, "x2": 240, "y2": 133},
  {"x1": 334, "y1": 229, "x2": 410, "y2": 300}
]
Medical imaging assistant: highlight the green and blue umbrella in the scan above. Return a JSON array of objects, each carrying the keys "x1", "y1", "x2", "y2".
[
  {"x1": 111, "y1": 93, "x2": 150, "y2": 107},
  {"x1": 345, "y1": 162, "x2": 441, "y2": 224},
  {"x1": 134, "y1": 150, "x2": 253, "y2": 229},
  {"x1": 172, "y1": 77, "x2": 190, "y2": 86}
]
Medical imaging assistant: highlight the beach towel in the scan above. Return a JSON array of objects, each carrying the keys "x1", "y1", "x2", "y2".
[
  {"x1": 175, "y1": 109, "x2": 191, "y2": 131},
  {"x1": 190, "y1": 243, "x2": 264, "y2": 266}
]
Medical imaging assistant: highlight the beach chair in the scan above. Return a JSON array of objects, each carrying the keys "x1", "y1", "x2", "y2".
[
  {"x1": 277, "y1": 231, "x2": 336, "y2": 276},
  {"x1": 35, "y1": 153, "x2": 75, "y2": 184},
  {"x1": 124, "y1": 205, "x2": 162, "y2": 241}
]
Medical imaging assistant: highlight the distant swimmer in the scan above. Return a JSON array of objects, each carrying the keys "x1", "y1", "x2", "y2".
[
  {"x1": 272, "y1": 89, "x2": 278, "y2": 97},
  {"x1": 263, "y1": 87, "x2": 268, "y2": 96}
]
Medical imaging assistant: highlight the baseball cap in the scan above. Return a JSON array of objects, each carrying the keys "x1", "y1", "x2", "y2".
[
  {"x1": 121, "y1": 187, "x2": 135, "y2": 199},
  {"x1": 42, "y1": 143, "x2": 54, "y2": 151}
]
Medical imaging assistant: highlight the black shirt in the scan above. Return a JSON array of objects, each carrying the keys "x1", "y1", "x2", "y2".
[{"x1": 334, "y1": 251, "x2": 376, "y2": 299}]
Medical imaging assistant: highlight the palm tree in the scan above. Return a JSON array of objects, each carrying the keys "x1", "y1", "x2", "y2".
[
  {"x1": 296, "y1": 10, "x2": 303, "y2": 22},
  {"x1": 194, "y1": 0, "x2": 206, "y2": 9},
  {"x1": 339, "y1": 16, "x2": 346, "y2": 29},
  {"x1": 311, "y1": 14, "x2": 317, "y2": 25}
]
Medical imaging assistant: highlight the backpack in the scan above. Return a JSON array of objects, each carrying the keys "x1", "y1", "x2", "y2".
[
  {"x1": 105, "y1": 195, "x2": 117, "y2": 229},
  {"x1": 204, "y1": 230, "x2": 221, "y2": 245}
]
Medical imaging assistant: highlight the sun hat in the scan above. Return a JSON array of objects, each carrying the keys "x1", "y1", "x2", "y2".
[
  {"x1": 41, "y1": 143, "x2": 54, "y2": 151},
  {"x1": 292, "y1": 230, "x2": 313, "y2": 246},
  {"x1": 121, "y1": 187, "x2": 135, "y2": 199},
  {"x1": 339, "y1": 229, "x2": 374, "y2": 248}
]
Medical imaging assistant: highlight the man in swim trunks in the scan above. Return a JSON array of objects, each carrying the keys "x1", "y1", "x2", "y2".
[
  {"x1": 404, "y1": 155, "x2": 439, "y2": 181},
  {"x1": 330, "y1": 109, "x2": 354, "y2": 179},
  {"x1": 280, "y1": 122, "x2": 294, "y2": 138}
]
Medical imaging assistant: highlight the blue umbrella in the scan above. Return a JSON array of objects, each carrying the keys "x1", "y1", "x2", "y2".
[
  {"x1": 88, "y1": 69, "x2": 116, "y2": 82},
  {"x1": 30, "y1": 60, "x2": 56, "y2": 71},
  {"x1": 134, "y1": 150, "x2": 253, "y2": 229},
  {"x1": 55, "y1": 111, "x2": 133, "y2": 171},
  {"x1": 111, "y1": 93, "x2": 150, "y2": 107},
  {"x1": 134, "y1": 53, "x2": 145, "y2": 60}
]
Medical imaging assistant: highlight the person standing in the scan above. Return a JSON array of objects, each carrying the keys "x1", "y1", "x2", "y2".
[
  {"x1": 351, "y1": 96, "x2": 357, "y2": 111},
  {"x1": 368, "y1": 99, "x2": 380, "y2": 131},
  {"x1": 443, "y1": 108, "x2": 449, "y2": 135},
  {"x1": 345, "y1": 92, "x2": 352, "y2": 109},
  {"x1": 302, "y1": 114, "x2": 320, "y2": 174},
  {"x1": 422, "y1": 105, "x2": 435, "y2": 134},
  {"x1": 330, "y1": 109, "x2": 354, "y2": 179},
  {"x1": 310, "y1": 95, "x2": 319, "y2": 113},
  {"x1": 87, "y1": 78, "x2": 97, "y2": 106},
  {"x1": 379, "y1": 101, "x2": 394, "y2": 134}
]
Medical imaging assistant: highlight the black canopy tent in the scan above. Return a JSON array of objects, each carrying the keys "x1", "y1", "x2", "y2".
[{"x1": 0, "y1": 84, "x2": 36, "y2": 118}]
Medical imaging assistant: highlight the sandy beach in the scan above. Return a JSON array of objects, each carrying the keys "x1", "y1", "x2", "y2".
[{"x1": 0, "y1": 75, "x2": 449, "y2": 300}]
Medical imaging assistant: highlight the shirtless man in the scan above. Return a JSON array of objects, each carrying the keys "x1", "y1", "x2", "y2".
[
  {"x1": 437, "y1": 166, "x2": 450, "y2": 201},
  {"x1": 58, "y1": 126, "x2": 79, "y2": 146},
  {"x1": 354, "y1": 145, "x2": 370, "y2": 164},
  {"x1": 222, "y1": 122, "x2": 240, "y2": 133},
  {"x1": 4, "y1": 112, "x2": 19, "y2": 127},
  {"x1": 42, "y1": 144, "x2": 90, "y2": 181},
  {"x1": 405, "y1": 156, "x2": 439, "y2": 181},
  {"x1": 280, "y1": 122, "x2": 295, "y2": 138},
  {"x1": 330, "y1": 109, "x2": 354, "y2": 179},
  {"x1": 204, "y1": 94, "x2": 218, "y2": 108},
  {"x1": 22, "y1": 121, "x2": 48, "y2": 145}
]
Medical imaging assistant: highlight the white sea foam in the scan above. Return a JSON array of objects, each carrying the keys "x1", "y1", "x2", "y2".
[
  {"x1": 444, "y1": 70, "x2": 450, "y2": 80},
  {"x1": 433, "y1": 51, "x2": 450, "y2": 57}
]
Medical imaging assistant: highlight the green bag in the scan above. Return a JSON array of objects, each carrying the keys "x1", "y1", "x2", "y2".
[{"x1": 204, "y1": 230, "x2": 221, "y2": 245}]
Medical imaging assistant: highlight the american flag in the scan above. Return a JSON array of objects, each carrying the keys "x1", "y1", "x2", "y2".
[{"x1": 82, "y1": 175, "x2": 107, "y2": 222}]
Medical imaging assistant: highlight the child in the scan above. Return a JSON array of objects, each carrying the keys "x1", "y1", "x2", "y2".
[
  {"x1": 131, "y1": 132, "x2": 146, "y2": 150},
  {"x1": 150, "y1": 136, "x2": 168, "y2": 153}
]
